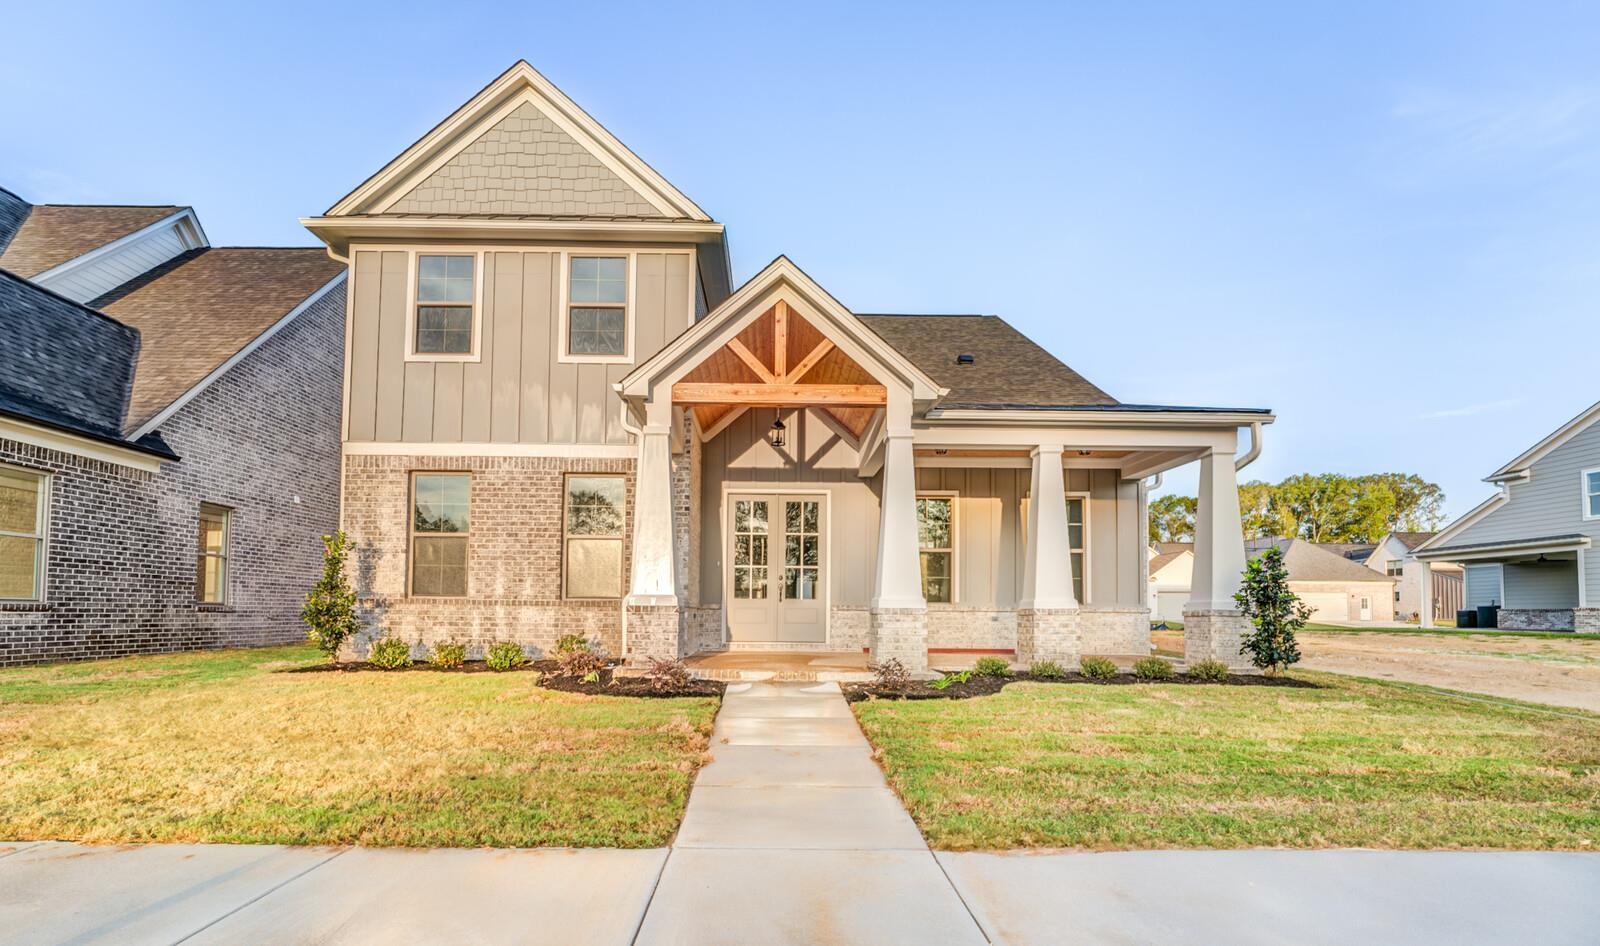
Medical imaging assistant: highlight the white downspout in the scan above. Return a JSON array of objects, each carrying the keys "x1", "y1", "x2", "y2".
[{"x1": 1235, "y1": 422, "x2": 1263, "y2": 472}]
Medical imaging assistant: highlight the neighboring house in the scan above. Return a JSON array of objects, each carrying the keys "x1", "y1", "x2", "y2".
[
  {"x1": 1314, "y1": 541, "x2": 1376, "y2": 563},
  {"x1": 303, "y1": 61, "x2": 1276, "y2": 672},
  {"x1": 0, "y1": 186, "x2": 346, "y2": 666},
  {"x1": 1415, "y1": 399, "x2": 1600, "y2": 631},
  {"x1": 1364, "y1": 531, "x2": 1462, "y2": 623},
  {"x1": 1244, "y1": 537, "x2": 1395, "y2": 623},
  {"x1": 1147, "y1": 544, "x2": 1193, "y2": 623}
]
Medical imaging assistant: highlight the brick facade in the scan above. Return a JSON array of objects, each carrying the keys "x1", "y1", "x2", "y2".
[
  {"x1": 0, "y1": 286, "x2": 344, "y2": 666},
  {"x1": 340, "y1": 453, "x2": 637, "y2": 658},
  {"x1": 1498, "y1": 608, "x2": 1577, "y2": 632},
  {"x1": 1182, "y1": 608, "x2": 1255, "y2": 671}
]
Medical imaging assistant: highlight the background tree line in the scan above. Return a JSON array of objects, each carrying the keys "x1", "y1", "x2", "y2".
[{"x1": 1148, "y1": 473, "x2": 1446, "y2": 545}]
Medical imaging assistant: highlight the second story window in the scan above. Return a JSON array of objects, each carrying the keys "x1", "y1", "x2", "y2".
[
  {"x1": 566, "y1": 256, "x2": 628, "y2": 359},
  {"x1": 1585, "y1": 469, "x2": 1600, "y2": 519},
  {"x1": 415, "y1": 254, "x2": 475, "y2": 355},
  {"x1": 1386, "y1": 559, "x2": 1404, "y2": 577}
]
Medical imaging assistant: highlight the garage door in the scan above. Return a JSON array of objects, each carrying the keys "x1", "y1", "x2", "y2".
[
  {"x1": 1298, "y1": 592, "x2": 1349, "y2": 622},
  {"x1": 1153, "y1": 591, "x2": 1187, "y2": 623}
]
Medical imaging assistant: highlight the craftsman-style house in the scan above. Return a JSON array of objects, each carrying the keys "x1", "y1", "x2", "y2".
[{"x1": 304, "y1": 62, "x2": 1274, "y2": 671}]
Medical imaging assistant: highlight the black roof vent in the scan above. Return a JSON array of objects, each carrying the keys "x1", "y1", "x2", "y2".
[{"x1": 955, "y1": 353, "x2": 975, "y2": 366}]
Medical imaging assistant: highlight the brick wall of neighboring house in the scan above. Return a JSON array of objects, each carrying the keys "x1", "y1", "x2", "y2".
[
  {"x1": 340, "y1": 454, "x2": 637, "y2": 658},
  {"x1": 0, "y1": 284, "x2": 345, "y2": 666}
]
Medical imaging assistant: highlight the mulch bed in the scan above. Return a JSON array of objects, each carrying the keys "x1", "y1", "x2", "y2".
[
  {"x1": 842, "y1": 671, "x2": 1319, "y2": 702},
  {"x1": 283, "y1": 659, "x2": 725, "y2": 697}
]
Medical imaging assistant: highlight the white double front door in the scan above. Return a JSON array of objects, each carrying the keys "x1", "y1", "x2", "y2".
[{"x1": 725, "y1": 493, "x2": 827, "y2": 643}]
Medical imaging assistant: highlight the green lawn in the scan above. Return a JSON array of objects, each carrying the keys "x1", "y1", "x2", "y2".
[
  {"x1": 1303, "y1": 623, "x2": 1600, "y2": 641},
  {"x1": 853, "y1": 675, "x2": 1600, "y2": 851},
  {"x1": 0, "y1": 645, "x2": 718, "y2": 848}
]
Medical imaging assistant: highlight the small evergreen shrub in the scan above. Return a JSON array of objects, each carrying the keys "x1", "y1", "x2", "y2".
[
  {"x1": 1133, "y1": 657, "x2": 1177, "y2": 681},
  {"x1": 428, "y1": 640, "x2": 466, "y2": 669},
  {"x1": 644, "y1": 657, "x2": 693, "y2": 692},
  {"x1": 1235, "y1": 546, "x2": 1311, "y2": 675},
  {"x1": 368, "y1": 637, "x2": 412, "y2": 670},
  {"x1": 972, "y1": 656, "x2": 1012, "y2": 678},
  {"x1": 485, "y1": 641, "x2": 528, "y2": 672},
  {"x1": 869, "y1": 658, "x2": 910, "y2": 689},
  {"x1": 1188, "y1": 658, "x2": 1230, "y2": 682},
  {"x1": 554, "y1": 634, "x2": 591, "y2": 656},
  {"x1": 1079, "y1": 656, "x2": 1118, "y2": 680},
  {"x1": 303, "y1": 531, "x2": 360, "y2": 662},
  {"x1": 1029, "y1": 660, "x2": 1068, "y2": 680}
]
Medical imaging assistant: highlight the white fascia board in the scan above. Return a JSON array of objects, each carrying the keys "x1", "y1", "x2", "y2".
[
  {"x1": 1413, "y1": 486, "x2": 1511, "y2": 554},
  {"x1": 1486, "y1": 398, "x2": 1600, "y2": 481},
  {"x1": 342, "y1": 441, "x2": 636, "y2": 458},
  {"x1": 28, "y1": 208, "x2": 206, "y2": 286},
  {"x1": 1416, "y1": 536, "x2": 1591, "y2": 562},
  {"x1": 923, "y1": 408, "x2": 1275, "y2": 428},
  {"x1": 912, "y1": 424, "x2": 1240, "y2": 452},
  {"x1": 0, "y1": 416, "x2": 165, "y2": 473},
  {"x1": 301, "y1": 216, "x2": 724, "y2": 259},
  {"x1": 129, "y1": 274, "x2": 346, "y2": 440}
]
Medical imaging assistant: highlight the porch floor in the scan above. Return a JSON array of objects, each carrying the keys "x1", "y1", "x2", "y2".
[{"x1": 683, "y1": 650, "x2": 878, "y2": 683}]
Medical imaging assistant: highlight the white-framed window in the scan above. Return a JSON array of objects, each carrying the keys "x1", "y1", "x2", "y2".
[
  {"x1": 916, "y1": 494, "x2": 956, "y2": 603},
  {"x1": 0, "y1": 466, "x2": 47, "y2": 601},
  {"x1": 561, "y1": 254, "x2": 631, "y2": 362},
  {"x1": 195, "y1": 503, "x2": 231, "y2": 604},
  {"x1": 564, "y1": 475, "x2": 626, "y2": 599},
  {"x1": 411, "y1": 473, "x2": 470, "y2": 597},
  {"x1": 1386, "y1": 559, "x2": 1404, "y2": 577},
  {"x1": 1020, "y1": 494, "x2": 1089, "y2": 604},
  {"x1": 1584, "y1": 468, "x2": 1600, "y2": 520},
  {"x1": 408, "y1": 253, "x2": 480, "y2": 360}
]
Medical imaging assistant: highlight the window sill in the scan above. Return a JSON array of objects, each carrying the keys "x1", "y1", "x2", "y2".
[
  {"x1": 195, "y1": 604, "x2": 235, "y2": 613},
  {"x1": 0, "y1": 601, "x2": 52, "y2": 612}
]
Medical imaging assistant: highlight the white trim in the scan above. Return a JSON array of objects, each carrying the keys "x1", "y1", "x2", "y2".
[
  {"x1": 28, "y1": 208, "x2": 208, "y2": 286},
  {"x1": 403, "y1": 249, "x2": 484, "y2": 363},
  {"x1": 1428, "y1": 537, "x2": 1592, "y2": 562},
  {"x1": 326, "y1": 62, "x2": 709, "y2": 221},
  {"x1": 924, "y1": 408, "x2": 1275, "y2": 427},
  {"x1": 0, "y1": 416, "x2": 166, "y2": 473},
  {"x1": 557, "y1": 251, "x2": 636, "y2": 365},
  {"x1": 1414, "y1": 485, "x2": 1512, "y2": 555},
  {"x1": 342, "y1": 441, "x2": 636, "y2": 458},
  {"x1": 195, "y1": 502, "x2": 232, "y2": 606},
  {"x1": 1579, "y1": 547, "x2": 1589, "y2": 609},
  {"x1": 0, "y1": 462, "x2": 50, "y2": 603},
  {"x1": 1582, "y1": 467, "x2": 1600, "y2": 521},
  {"x1": 302, "y1": 217, "x2": 724, "y2": 258},
  {"x1": 1487, "y1": 398, "x2": 1600, "y2": 482},
  {"x1": 131, "y1": 274, "x2": 347, "y2": 439},
  {"x1": 916, "y1": 490, "x2": 959, "y2": 604}
]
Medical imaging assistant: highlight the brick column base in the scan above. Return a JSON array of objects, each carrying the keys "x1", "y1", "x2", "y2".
[
  {"x1": 1575, "y1": 608, "x2": 1600, "y2": 633},
  {"x1": 871, "y1": 607, "x2": 928, "y2": 673},
  {"x1": 624, "y1": 603, "x2": 682, "y2": 664},
  {"x1": 1183, "y1": 609, "x2": 1255, "y2": 672},
  {"x1": 1016, "y1": 608, "x2": 1081, "y2": 665}
]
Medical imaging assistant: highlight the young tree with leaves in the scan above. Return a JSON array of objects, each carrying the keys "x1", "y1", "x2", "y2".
[
  {"x1": 304, "y1": 531, "x2": 361, "y2": 662},
  {"x1": 1233, "y1": 546, "x2": 1310, "y2": 674}
]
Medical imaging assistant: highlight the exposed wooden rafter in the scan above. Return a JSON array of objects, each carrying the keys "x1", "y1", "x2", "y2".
[{"x1": 672, "y1": 383, "x2": 886, "y2": 407}]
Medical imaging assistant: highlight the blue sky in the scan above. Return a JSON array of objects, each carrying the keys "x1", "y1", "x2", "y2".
[{"x1": 5, "y1": 1, "x2": 1597, "y2": 520}]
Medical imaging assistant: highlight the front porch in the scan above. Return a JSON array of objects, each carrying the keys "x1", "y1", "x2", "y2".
[{"x1": 616, "y1": 257, "x2": 1272, "y2": 672}]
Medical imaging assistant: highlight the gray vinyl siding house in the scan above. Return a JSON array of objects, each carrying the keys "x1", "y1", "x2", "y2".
[{"x1": 1417, "y1": 400, "x2": 1600, "y2": 631}]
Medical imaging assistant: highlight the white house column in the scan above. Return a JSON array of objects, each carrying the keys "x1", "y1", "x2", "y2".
[
  {"x1": 1419, "y1": 559, "x2": 1434, "y2": 629},
  {"x1": 871, "y1": 390, "x2": 928, "y2": 671},
  {"x1": 1184, "y1": 448, "x2": 1253, "y2": 670},
  {"x1": 624, "y1": 398, "x2": 680, "y2": 662},
  {"x1": 1017, "y1": 444, "x2": 1081, "y2": 664}
]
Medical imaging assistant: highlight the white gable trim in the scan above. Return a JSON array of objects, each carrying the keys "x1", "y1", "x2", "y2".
[
  {"x1": 327, "y1": 62, "x2": 709, "y2": 222},
  {"x1": 1413, "y1": 486, "x2": 1511, "y2": 556},
  {"x1": 0, "y1": 416, "x2": 165, "y2": 473},
  {"x1": 128, "y1": 274, "x2": 346, "y2": 440},
  {"x1": 617, "y1": 256, "x2": 945, "y2": 403},
  {"x1": 1487, "y1": 398, "x2": 1600, "y2": 482},
  {"x1": 28, "y1": 208, "x2": 208, "y2": 287}
]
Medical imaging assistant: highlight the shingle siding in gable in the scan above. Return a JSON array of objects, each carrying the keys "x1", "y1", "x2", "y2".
[
  {"x1": 1451, "y1": 419, "x2": 1600, "y2": 548},
  {"x1": 0, "y1": 285, "x2": 343, "y2": 666},
  {"x1": 387, "y1": 102, "x2": 664, "y2": 217}
]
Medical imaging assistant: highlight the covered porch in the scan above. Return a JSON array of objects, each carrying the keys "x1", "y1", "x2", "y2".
[
  {"x1": 615, "y1": 257, "x2": 1273, "y2": 671},
  {"x1": 1416, "y1": 534, "x2": 1596, "y2": 631}
]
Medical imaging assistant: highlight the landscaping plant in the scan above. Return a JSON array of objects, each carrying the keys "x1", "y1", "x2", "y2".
[
  {"x1": 869, "y1": 657, "x2": 910, "y2": 689},
  {"x1": 1029, "y1": 660, "x2": 1068, "y2": 680},
  {"x1": 1234, "y1": 546, "x2": 1311, "y2": 674},
  {"x1": 1132, "y1": 657, "x2": 1177, "y2": 681},
  {"x1": 1079, "y1": 656, "x2": 1118, "y2": 680},
  {"x1": 428, "y1": 640, "x2": 466, "y2": 669},
  {"x1": 302, "y1": 531, "x2": 361, "y2": 663},
  {"x1": 930, "y1": 670, "x2": 972, "y2": 691},
  {"x1": 972, "y1": 656, "x2": 1012, "y2": 678},
  {"x1": 552, "y1": 639, "x2": 608, "y2": 681},
  {"x1": 368, "y1": 637, "x2": 412, "y2": 670},
  {"x1": 485, "y1": 641, "x2": 528, "y2": 672},
  {"x1": 1188, "y1": 658, "x2": 1230, "y2": 682},
  {"x1": 644, "y1": 657, "x2": 693, "y2": 692},
  {"x1": 554, "y1": 634, "x2": 592, "y2": 655}
]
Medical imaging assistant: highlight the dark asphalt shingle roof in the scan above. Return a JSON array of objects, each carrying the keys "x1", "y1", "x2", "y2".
[
  {"x1": 857, "y1": 314, "x2": 1118, "y2": 409},
  {"x1": 1391, "y1": 532, "x2": 1437, "y2": 551},
  {"x1": 0, "y1": 202, "x2": 185, "y2": 277},
  {"x1": 92, "y1": 247, "x2": 346, "y2": 433}
]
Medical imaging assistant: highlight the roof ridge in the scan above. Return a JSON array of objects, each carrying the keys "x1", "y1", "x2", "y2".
[{"x1": 33, "y1": 203, "x2": 186, "y2": 210}]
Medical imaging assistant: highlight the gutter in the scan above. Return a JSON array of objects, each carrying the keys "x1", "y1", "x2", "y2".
[{"x1": 1234, "y1": 421, "x2": 1263, "y2": 472}]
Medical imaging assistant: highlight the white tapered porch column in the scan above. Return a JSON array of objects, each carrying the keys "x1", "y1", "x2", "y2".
[
  {"x1": 1017, "y1": 444, "x2": 1080, "y2": 664},
  {"x1": 871, "y1": 390, "x2": 928, "y2": 671},
  {"x1": 625, "y1": 398, "x2": 680, "y2": 661},
  {"x1": 1419, "y1": 559, "x2": 1434, "y2": 628},
  {"x1": 1184, "y1": 448, "x2": 1252, "y2": 669}
]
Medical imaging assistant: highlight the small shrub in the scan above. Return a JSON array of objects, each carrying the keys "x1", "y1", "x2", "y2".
[
  {"x1": 1029, "y1": 659, "x2": 1068, "y2": 680},
  {"x1": 1188, "y1": 658, "x2": 1230, "y2": 682},
  {"x1": 368, "y1": 637, "x2": 412, "y2": 670},
  {"x1": 972, "y1": 655, "x2": 1012, "y2": 678},
  {"x1": 302, "y1": 531, "x2": 360, "y2": 662},
  {"x1": 554, "y1": 634, "x2": 592, "y2": 656},
  {"x1": 1079, "y1": 656, "x2": 1118, "y2": 680},
  {"x1": 645, "y1": 656, "x2": 693, "y2": 692},
  {"x1": 869, "y1": 657, "x2": 910, "y2": 689},
  {"x1": 1235, "y1": 546, "x2": 1310, "y2": 674},
  {"x1": 1133, "y1": 657, "x2": 1177, "y2": 681},
  {"x1": 485, "y1": 641, "x2": 528, "y2": 672},
  {"x1": 428, "y1": 639, "x2": 466, "y2": 669},
  {"x1": 929, "y1": 670, "x2": 972, "y2": 691},
  {"x1": 553, "y1": 641, "x2": 608, "y2": 681}
]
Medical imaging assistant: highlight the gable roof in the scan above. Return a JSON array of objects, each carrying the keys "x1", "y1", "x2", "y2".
[
  {"x1": 1247, "y1": 537, "x2": 1394, "y2": 584},
  {"x1": 325, "y1": 61, "x2": 709, "y2": 222},
  {"x1": 0, "y1": 201, "x2": 186, "y2": 277},
  {"x1": 1312, "y1": 541, "x2": 1376, "y2": 563},
  {"x1": 1486, "y1": 398, "x2": 1600, "y2": 483},
  {"x1": 857, "y1": 315, "x2": 1117, "y2": 410},
  {"x1": 1148, "y1": 548, "x2": 1191, "y2": 577},
  {"x1": 1389, "y1": 531, "x2": 1437, "y2": 551},
  {"x1": 91, "y1": 247, "x2": 345, "y2": 433}
]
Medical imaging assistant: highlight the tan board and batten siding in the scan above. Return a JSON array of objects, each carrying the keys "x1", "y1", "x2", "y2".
[
  {"x1": 699, "y1": 407, "x2": 1142, "y2": 609},
  {"x1": 346, "y1": 249, "x2": 693, "y2": 444}
]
